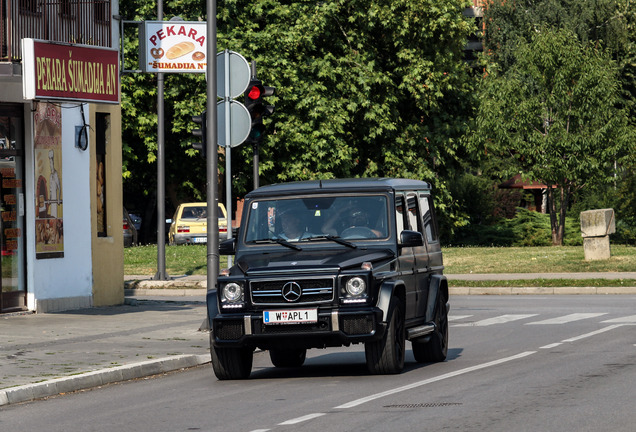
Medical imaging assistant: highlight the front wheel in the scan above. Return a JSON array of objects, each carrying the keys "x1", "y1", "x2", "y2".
[
  {"x1": 210, "y1": 333, "x2": 253, "y2": 380},
  {"x1": 365, "y1": 296, "x2": 405, "y2": 374},
  {"x1": 412, "y1": 292, "x2": 448, "y2": 363}
]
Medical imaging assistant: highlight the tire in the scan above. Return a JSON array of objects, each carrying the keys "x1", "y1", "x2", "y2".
[
  {"x1": 269, "y1": 348, "x2": 307, "y2": 368},
  {"x1": 365, "y1": 296, "x2": 405, "y2": 374},
  {"x1": 210, "y1": 333, "x2": 253, "y2": 380},
  {"x1": 412, "y1": 292, "x2": 448, "y2": 363}
]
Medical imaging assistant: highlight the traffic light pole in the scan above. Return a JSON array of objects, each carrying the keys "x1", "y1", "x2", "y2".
[
  {"x1": 206, "y1": 0, "x2": 219, "y2": 293},
  {"x1": 154, "y1": 0, "x2": 168, "y2": 280}
]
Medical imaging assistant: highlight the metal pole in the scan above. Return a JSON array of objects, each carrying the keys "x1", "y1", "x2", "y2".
[
  {"x1": 154, "y1": 0, "x2": 168, "y2": 280},
  {"x1": 224, "y1": 50, "x2": 233, "y2": 268},
  {"x1": 206, "y1": 0, "x2": 219, "y2": 291},
  {"x1": 250, "y1": 61, "x2": 259, "y2": 190}
]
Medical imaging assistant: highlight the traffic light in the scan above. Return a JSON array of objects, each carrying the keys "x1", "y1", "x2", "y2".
[
  {"x1": 191, "y1": 111, "x2": 206, "y2": 158},
  {"x1": 244, "y1": 79, "x2": 275, "y2": 145}
]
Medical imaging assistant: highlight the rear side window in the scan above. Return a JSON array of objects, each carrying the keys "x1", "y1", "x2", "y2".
[
  {"x1": 406, "y1": 193, "x2": 420, "y2": 232},
  {"x1": 419, "y1": 194, "x2": 438, "y2": 243}
]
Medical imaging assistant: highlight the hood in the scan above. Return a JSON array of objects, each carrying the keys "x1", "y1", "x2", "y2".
[{"x1": 234, "y1": 247, "x2": 395, "y2": 276}]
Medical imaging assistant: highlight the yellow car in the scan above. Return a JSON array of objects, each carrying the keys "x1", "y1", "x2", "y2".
[{"x1": 168, "y1": 202, "x2": 228, "y2": 245}]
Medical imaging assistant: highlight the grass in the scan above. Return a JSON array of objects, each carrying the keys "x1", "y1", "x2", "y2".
[
  {"x1": 443, "y1": 245, "x2": 636, "y2": 274},
  {"x1": 125, "y1": 244, "x2": 636, "y2": 283}
]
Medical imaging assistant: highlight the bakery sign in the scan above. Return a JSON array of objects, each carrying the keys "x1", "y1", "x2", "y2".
[
  {"x1": 139, "y1": 21, "x2": 207, "y2": 73},
  {"x1": 21, "y1": 39, "x2": 120, "y2": 104}
]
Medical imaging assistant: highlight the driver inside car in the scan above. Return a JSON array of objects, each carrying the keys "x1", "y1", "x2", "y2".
[{"x1": 322, "y1": 207, "x2": 381, "y2": 238}]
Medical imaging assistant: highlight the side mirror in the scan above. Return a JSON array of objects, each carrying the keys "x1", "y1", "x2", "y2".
[
  {"x1": 165, "y1": 218, "x2": 173, "y2": 224},
  {"x1": 219, "y1": 238, "x2": 236, "y2": 255},
  {"x1": 400, "y1": 230, "x2": 424, "y2": 247}
]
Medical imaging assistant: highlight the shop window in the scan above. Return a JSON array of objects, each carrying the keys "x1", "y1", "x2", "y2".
[{"x1": 96, "y1": 113, "x2": 109, "y2": 237}]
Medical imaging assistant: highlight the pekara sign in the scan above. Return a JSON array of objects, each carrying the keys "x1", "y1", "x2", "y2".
[
  {"x1": 21, "y1": 39, "x2": 120, "y2": 104},
  {"x1": 139, "y1": 21, "x2": 207, "y2": 73}
]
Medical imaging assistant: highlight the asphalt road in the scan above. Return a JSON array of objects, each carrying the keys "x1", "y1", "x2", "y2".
[{"x1": 2, "y1": 295, "x2": 635, "y2": 432}]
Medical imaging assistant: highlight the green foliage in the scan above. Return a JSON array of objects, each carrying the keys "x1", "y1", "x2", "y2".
[
  {"x1": 218, "y1": 0, "x2": 477, "y2": 196},
  {"x1": 473, "y1": 26, "x2": 634, "y2": 245},
  {"x1": 450, "y1": 208, "x2": 583, "y2": 247},
  {"x1": 119, "y1": 0, "x2": 481, "y2": 241}
]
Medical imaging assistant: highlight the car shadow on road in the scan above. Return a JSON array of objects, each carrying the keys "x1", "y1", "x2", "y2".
[{"x1": 249, "y1": 347, "x2": 464, "y2": 379}]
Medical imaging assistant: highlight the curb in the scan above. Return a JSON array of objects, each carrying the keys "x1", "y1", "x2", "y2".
[
  {"x1": 0, "y1": 354, "x2": 210, "y2": 407},
  {"x1": 449, "y1": 286, "x2": 636, "y2": 295}
]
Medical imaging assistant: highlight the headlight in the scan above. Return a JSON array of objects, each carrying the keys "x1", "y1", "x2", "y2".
[
  {"x1": 222, "y1": 282, "x2": 243, "y2": 302},
  {"x1": 345, "y1": 277, "x2": 366, "y2": 297}
]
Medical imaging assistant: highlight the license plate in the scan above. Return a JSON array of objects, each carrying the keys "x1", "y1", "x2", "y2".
[
  {"x1": 263, "y1": 309, "x2": 318, "y2": 325},
  {"x1": 193, "y1": 237, "x2": 207, "y2": 244}
]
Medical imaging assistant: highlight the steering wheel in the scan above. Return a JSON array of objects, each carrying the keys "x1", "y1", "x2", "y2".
[{"x1": 340, "y1": 226, "x2": 376, "y2": 239}]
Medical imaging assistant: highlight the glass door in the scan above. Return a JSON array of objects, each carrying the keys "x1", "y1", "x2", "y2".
[{"x1": 0, "y1": 104, "x2": 26, "y2": 313}]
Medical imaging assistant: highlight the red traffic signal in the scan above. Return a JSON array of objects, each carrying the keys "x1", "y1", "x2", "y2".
[{"x1": 244, "y1": 79, "x2": 276, "y2": 144}]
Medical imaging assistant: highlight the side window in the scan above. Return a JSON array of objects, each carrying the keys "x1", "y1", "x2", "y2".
[
  {"x1": 406, "y1": 193, "x2": 420, "y2": 232},
  {"x1": 395, "y1": 195, "x2": 406, "y2": 242},
  {"x1": 419, "y1": 194, "x2": 438, "y2": 243}
]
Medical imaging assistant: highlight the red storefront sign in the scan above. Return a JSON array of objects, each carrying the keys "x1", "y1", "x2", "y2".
[{"x1": 22, "y1": 39, "x2": 120, "y2": 104}]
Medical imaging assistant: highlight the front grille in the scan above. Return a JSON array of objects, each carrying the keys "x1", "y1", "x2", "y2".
[
  {"x1": 215, "y1": 320, "x2": 244, "y2": 340},
  {"x1": 250, "y1": 277, "x2": 334, "y2": 305}
]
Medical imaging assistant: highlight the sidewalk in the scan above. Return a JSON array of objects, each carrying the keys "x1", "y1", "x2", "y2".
[
  {"x1": 2, "y1": 272, "x2": 635, "y2": 407},
  {"x1": 1, "y1": 297, "x2": 210, "y2": 407}
]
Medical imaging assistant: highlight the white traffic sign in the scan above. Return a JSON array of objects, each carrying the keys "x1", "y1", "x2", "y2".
[
  {"x1": 216, "y1": 50, "x2": 250, "y2": 99},
  {"x1": 217, "y1": 100, "x2": 251, "y2": 148}
]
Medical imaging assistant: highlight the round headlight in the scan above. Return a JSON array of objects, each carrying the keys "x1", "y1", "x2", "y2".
[
  {"x1": 222, "y1": 282, "x2": 243, "y2": 302},
  {"x1": 346, "y1": 277, "x2": 366, "y2": 297}
]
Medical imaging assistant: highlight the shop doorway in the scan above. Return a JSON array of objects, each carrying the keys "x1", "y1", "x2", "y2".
[{"x1": 0, "y1": 104, "x2": 27, "y2": 313}]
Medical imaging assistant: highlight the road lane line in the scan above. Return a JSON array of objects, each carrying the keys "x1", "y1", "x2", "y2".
[
  {"x1": 278, "y1": 413, "x2": 326, "y2": 425},
  {"x1": 334, "y1": 351, "x2": 537, "y2": 409},
  {"x1": 527, "y1": 313, "x2": 607, "y2": 325},
  {"x1": 562, "y1": 324, "x2": 624, "y2": 342},
  {"x1": 540, "y1": 343, "x2": 563, "y2": 349}
]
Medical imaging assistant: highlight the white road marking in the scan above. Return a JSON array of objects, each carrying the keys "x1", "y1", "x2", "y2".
[
  {"x1": 334, "y1": 351, "x2": 537, "y2": 409},
  {"x1": 526, "y1": 313, "x2": 607, "y2": 325},
  {"x1": 602, "y1": 315, "x2": 636, "y2": 323},
  {"x1": 562, "y1": 324, "x2": 624, "y2": 342},
  {"x1": 540, "y1": 343, "x2": 563, "y2": 349},
  {"x1": 449, "y1": 315, "x2": 473, "y2": 321},
  {"x1": 278, "y1": 413, "x2": 326, "y2": 425},
  {"x1": 455, "y1": 314, "x2": 538, "y2": 327}
]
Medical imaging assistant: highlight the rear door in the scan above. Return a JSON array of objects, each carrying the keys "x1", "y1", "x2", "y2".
[
  {"x1": 405, "y1": 192, "x2": 430, "y2": 320},
  {"x1": 395, "y1": 193, "x2": 417, "y2": 319}
]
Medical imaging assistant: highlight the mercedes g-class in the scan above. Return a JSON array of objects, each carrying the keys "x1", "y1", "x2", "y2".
[{"x1": 207, "y1": 178, "x2": 449, "y2": 379}]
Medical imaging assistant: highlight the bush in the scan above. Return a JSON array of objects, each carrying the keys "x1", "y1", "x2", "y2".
[{"x1": 448, "y1": 209, "x2": 583, "y2": 247}]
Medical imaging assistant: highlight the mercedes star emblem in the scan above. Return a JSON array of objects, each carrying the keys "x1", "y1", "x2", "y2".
[{"x1": 281, "y1": 281, "x2": 302, "y2": 302}]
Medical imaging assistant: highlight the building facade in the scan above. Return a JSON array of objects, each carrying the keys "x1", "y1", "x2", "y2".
[{"x1": 0, "y1": 0, "x2": 124, "y2": 313}]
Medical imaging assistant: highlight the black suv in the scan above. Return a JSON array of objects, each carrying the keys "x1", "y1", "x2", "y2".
[{"x1": 207, "y1": 178, "x2": 449, "y2": 379}]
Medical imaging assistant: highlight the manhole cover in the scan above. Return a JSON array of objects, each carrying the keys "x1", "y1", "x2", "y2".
[{"x1": 384, "y1": 402, "x2": 463, "y2": 409}]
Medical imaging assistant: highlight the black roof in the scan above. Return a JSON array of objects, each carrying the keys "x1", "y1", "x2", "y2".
[{"x1": 246, "y1": 178, "x2": 432, "y2": 198}]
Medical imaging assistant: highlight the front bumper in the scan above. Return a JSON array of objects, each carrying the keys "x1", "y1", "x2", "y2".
[{"x1": 211, "y1": 308, "x2": 385, "y2": 350}]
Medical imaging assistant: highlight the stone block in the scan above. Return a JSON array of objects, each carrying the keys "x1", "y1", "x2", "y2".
[
  {"x1": 580, "y1": 208, "x2": 615, "y2": 237},
  {"x1": 583, "y1": 236, "x2": 611, "y2": 261}
]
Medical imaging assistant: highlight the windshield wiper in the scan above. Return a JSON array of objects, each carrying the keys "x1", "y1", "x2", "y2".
[
  {"x1": 251, "y1": 238, "x2": 302, "y2": 251},
  {"x1": 305, "y1": 235, "x2": 357, "y2": 249}
]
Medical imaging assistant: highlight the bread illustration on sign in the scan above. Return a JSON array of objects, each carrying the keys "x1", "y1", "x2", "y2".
[{"x1": 166, "y1": 41, "x2": 196, "y2": 60}]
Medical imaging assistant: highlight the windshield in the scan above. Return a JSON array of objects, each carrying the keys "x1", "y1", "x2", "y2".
[{"x1": 244, "y1": 195, "x2": 389, "y2": 243}]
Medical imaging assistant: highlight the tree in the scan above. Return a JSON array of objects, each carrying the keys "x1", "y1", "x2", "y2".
[
  {"x1": 474, "y1": 27, "x2": 633, "y2": 245},
  {"x1": 119, "y1": 0, "x2": 480, "y2": 241}
]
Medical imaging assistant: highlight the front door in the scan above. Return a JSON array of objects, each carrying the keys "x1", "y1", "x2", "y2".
[{"x1": 0, "y1": 104, "x2": 27, "y2": 313}]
